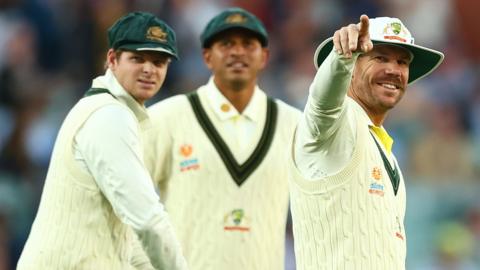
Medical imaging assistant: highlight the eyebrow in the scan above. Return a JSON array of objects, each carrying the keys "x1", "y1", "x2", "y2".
[{"x1": 374, "y1": 49, "x2": 413, "y2": 62}]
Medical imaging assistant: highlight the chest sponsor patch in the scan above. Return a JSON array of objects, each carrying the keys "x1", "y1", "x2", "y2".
[
  {"x1": 179, "y1": 144, "x2": 199, "y2": 171},
  {"x1": 223, "y1": 208, "x2": 251, "y2": 232},
  {"x1": 368, "y1": 166, "x2": 385, "y2": 196}
]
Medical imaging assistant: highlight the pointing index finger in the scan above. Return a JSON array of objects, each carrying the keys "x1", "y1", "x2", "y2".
[
  {"x1": 357, "y1": 14, "x2": 370, "y2": 36},
  {"x1": 357, "y1": 14, "x2": 372, "y2": 52}
]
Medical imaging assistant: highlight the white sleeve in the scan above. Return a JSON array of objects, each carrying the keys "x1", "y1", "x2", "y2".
[
  {"x1": 294, "y1": 49, "x2": 359, "y2": 179},
  {"x1": 75, "y1": 104, "x2": 188, "y2": 270},
  {"x1": 130, "y1": 232, "x2": 155, "y2": 270}
]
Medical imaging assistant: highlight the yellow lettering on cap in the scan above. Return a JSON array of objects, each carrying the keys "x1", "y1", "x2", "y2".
[
  {"x1": 225, "y1": 13, "x2": 247, "y2": 24},
  {"x1": 146, "y1": 26, "x2": 167, "y2": 42}
]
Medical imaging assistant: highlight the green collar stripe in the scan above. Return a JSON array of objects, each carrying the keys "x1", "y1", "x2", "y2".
[
  {"x1": 84, "y1": 88, "x2": 116, "y2": 99},
  {"x1": 370, "y1": 132, "x2": 400, "y2": 195},
  {"x1": 187, "y1": 91, "x2": 278, "y2": 186}
]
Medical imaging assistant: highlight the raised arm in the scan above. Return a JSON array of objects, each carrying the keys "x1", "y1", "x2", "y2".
[
  {"x1": 301, "y1": 14, "x2": 372, "y2": 140},
  {"x1": 294, "y1": 15, "x2": 373, "y2": 179}
]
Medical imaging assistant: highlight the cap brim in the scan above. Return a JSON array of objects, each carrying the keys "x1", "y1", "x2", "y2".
[
  {"x1": 119, "y1": 43, "x2": 178, "y2": 60},
  {"x1": 202, "y1": 25, "x2": 268, "y2": 48},
  {"x1": 313, "y1": 37, "x2": 444, "y2": 84}
]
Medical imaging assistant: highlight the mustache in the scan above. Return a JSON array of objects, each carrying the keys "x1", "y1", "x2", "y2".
[
  {"x1": 377, "y1": 74, "x2": 404, "y2": 87},
  {"x1": 226, "y1": 56, "x2": 248, "y2": 66}
]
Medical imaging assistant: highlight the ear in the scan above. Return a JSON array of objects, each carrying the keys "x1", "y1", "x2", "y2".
[
  {"x1": 106, "y1": 49, "x2": 117, "y2": 70},
  {"x1": 202, "y1": 48, "x2": 213, "y2": 70},
  {"x1": 259, "y1": 47, "x2": 270, "y2": 69}
]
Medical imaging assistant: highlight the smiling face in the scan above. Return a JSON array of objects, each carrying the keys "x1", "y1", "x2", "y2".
[
  {"x1": 107, "y1": 49, "x2": 171, "y2": 104},
  {"x1": 349, "y1": 44, "x2": 412, "y2": 118},
  {"x1": 203, "y1": 28, "x2": 268, "y2": 92}
]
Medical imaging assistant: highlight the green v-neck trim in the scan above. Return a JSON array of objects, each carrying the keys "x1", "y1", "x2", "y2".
[
  {"x1": 84, "y1": 88, "x2": 116, "y2": 99},
  {"x1": 187, "y1": 91, "x2": 278, "y2": 186},
  {"x1": 370, "y1": 132, "x2": 400, "y2": 195}
]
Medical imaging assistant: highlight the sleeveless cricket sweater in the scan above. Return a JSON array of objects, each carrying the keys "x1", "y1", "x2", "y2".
[
  {"x1": 17, "y1": 93, "x2": 138, "y2": 270},
  {"x1": 145, "y1": 92, "x2": 300, "y2": 270},
  {"x1": 289, "y1": 113, "x2": 407, "y2": 270}
]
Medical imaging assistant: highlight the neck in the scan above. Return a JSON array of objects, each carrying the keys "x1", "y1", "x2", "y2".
[
  {"x1": 368, "y1": 113, "x2": 386, "y2": 127},
  {"x1": 356, "y1": 100, "x2": 387, "y2": 126},
  {"x1": 347, "y1": 91, "x2": 387, "y2": 127},
  {"x1": 214, "y1": 78, "x2": 255, "y2": 113}
]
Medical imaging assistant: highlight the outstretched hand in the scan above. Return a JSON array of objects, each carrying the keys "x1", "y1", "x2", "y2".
[{"x1": 332, "y1": 14, "x2": 373, "y2": 58}]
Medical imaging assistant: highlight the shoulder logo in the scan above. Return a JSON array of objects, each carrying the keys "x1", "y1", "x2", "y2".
[
  {"x1": 225, "y1": 13, "x2": 247, "y2": 24},
  {"x1": 146, "y1": 26, "x2": 167, "y2": 42}
]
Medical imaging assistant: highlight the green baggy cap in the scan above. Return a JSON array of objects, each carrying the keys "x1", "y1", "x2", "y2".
[
  {"x1": 108, "y1": 11, "x2": 178, "y2": 59},
  {"x1": 200, "y1": 7, "x2": 268, "y2": 48}
]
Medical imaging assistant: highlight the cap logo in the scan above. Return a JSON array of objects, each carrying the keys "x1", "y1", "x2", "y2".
[
  {"x1": 391, "y1": 22, "x2": 402, "y2": 34},
  {"x1": 225, "y1": 13, "x2": 247, "y2": 24},
  {"x1": 382, "y1": 22, "x2": 410, "y2": 43},
  {"x1": 146, "y1": 26, "x2": 167, "y2": 43}
]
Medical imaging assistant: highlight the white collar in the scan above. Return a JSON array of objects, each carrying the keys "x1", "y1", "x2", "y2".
[
  {"x1": 201, "y1": 76, "x2": 265, "y2": 123},
  {"x1": 91, "y1": 69, "x2": 149, "y2": 122}
]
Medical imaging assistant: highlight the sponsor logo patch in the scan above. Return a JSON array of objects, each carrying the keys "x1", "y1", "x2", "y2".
[
  {"x1": 372, "y1": 166, "x2": 382, "y2": 180},
  {"x1": 382, "y1": 21, "x2": 411, "y2": 44},
  {"x1": 179, "y1": 144, "x2": 199, "y2": 171},
  {"x1": 368, "y1": 166, "x2": 385, "y2": 196},
  {"x1": 224, "y1": 209, "x2": 250, "y2": 232}
]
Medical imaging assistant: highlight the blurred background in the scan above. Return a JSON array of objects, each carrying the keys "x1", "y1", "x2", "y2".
[{"x1": 0, "y1": 0, "x2": 479, "y2": 269}]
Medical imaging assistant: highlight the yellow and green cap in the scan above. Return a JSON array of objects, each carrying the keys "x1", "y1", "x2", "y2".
[
  {"x1": 108, "y1": 12, "x2": 178, "y2": 59},
  {"x1": 200, "y1": 7, "x2": 268, "y2": 48}
]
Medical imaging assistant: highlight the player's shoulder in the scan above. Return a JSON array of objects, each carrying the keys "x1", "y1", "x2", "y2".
[
  {"x1": 148, "y1": 94, "x2": 191, "y2": 118},
  {"x1": 74, "y1": 93, "x2": 130, "y2": 120},
  {"x1": 86, "y1": 103, "x2": 137, "y2": 132},
  {"x1": 268, "y1": 98, "x2": 301, "y2": 131},
  {"x1": 272, "y1": 98, "x2": 302, "y2": 118}
]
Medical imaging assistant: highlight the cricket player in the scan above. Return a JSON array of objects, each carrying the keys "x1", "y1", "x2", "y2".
[
  {"x1": 289, "y1": 15, "x2": 444, "y2": 269},
  {"x1": 144, "y1": 7, "x2": 300, "y2": 270},
  {"x1": 17, "y1": 12, "x2": 187, "y2": 270}
]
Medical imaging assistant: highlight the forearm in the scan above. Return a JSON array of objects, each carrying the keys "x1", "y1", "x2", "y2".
[
  {"x1": 130, "y1": 232, "x2": 155, "y2": 270},
  {"x1": 135, "y1": 213, "x2": 188, "y2": 270},
  {"x1": 301, "y1": 49, "x2": 359, "y2": 140}
]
